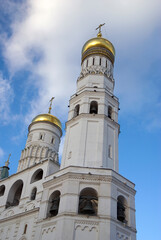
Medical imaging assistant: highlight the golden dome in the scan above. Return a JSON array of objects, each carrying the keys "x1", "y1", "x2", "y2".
[
  {"x1": 82, "y1": 34, "x2": 115, "y2": 64},
  {"x1": 32, "y1": 113, "x2": 62, "y2": 130}
]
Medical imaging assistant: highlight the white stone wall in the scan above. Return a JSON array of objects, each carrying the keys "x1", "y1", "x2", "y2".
[
  {"x1": 37, "y1": 166, "x2": 136, "y2": 240},
  {"x1": 61, "y1": 114, "x2": 119, "y2": 171},
  {"x1": 0, "y1": 158, "x2": 60, "y2": 240},
  {"x1": 0, "y1": 164, "x2": 136, "y2": 240},
  {"x1": 61, "y1": 50, "x2": 119, "y2": 171}
]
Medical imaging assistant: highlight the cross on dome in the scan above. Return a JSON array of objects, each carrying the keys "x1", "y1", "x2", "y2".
[
  {"x1": 48, "y1": 97, "x2": 55, "y2": 114},
  {"x1": 96, "y1": 23, "x2": 105, "y2": 37}
]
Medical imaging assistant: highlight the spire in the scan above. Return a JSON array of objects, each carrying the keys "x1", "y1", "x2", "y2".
[
  {"x1": 0, "y1": 154, "x2": 10, "y2": 179},
  {"x1": 5, "y1": 153, "x2": 11, "y2": 167},
  {"x1": 96, "y1": 23, "x2": 105, "y2": 37},
  {"x1": 48, "y1": 97, "x2": 55, "y2": 114}
]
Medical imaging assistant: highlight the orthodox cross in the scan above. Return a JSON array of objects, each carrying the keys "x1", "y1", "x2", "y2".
[
  {"x1": 96, "y1": 23, "x2": 105, "y2": 35},
  {"x1": 48, "y1": 97, "x2": 55, "y2": 114}
]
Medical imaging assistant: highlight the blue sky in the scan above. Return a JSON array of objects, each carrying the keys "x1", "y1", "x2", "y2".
[{"x1": 0, "y1": 0, "x2": 161, "y2": 239}]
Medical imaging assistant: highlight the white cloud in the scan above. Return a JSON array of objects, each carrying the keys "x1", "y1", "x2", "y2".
[
  {"x1": 1, "y1": 0, "x2": 161, "y2": 129},
  {"x1": 0, "y1": 147, "x2": 4, "y2": 158},
  {"x1": 0, "y1": 147, "x2": 5, "y2": 165},
  {"x1": 0, "y1": 73, "x2": 14, "y2": 123}
]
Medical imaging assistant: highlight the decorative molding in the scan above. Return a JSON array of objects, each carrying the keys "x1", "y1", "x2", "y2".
[
  {"x1": 78, "y1": 65, "x2": 114, "y2": 81},
  {"x1": 25, "y1": 202, "x2": 35, "y2": 211},
  {"x1": 116, "y1": 231, "x2": 129, "y2": 240},
  {"x1": 5, "y1": 209, "x2": 14, "y2": 217},
  {"x1": 75, "y1": 220, "x2": 99, "y2": 226},
  {"x1": 42, "y1": 226, "x2": 56, "y2": 235},
  {"x1": 43, "y1": 169, "x2": 135, "y2": 196},
  {"x1": 116, "y1": 226, "x2": 131, "y2": 236},
  {"x1": 75, "y1": 220, "x2": 99, "y2": 233},
  {"x1": 19, "y1": 237, "x2": 27, "y2": 240},
  {"x1": 0, "y1": 208, "x2": 39, "y2": 224}
]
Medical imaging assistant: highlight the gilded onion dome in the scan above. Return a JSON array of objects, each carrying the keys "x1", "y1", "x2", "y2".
[
  {"x1": 82, "y1": 32, "x2": 115, "y2": 64},
  {"x1": 32, "y1": 113, "x2": 62, "y2": 130}
]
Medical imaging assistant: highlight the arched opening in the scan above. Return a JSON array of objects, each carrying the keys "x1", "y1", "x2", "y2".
[
  {"x1": 117, "y1": 195, "x2": 127, "y2": 223},
  {"x1": 39, "y1": 134, "x2": 43, "y2": 140},
  {"x1": 47, "y1": 190, "x2": 60, "y2": 217},
  {"x1": 108, "y1": 145, "x2": 112, "y2": 159},
  {"x1": 0, "y1": 185, "x2": 5, "y2": 196},
  {"x1": 30, "y1": 187, "x2": 37, "y2": 200},
  {"x1": 86, "y1": 59, "x2": 88, "y2": 67},
  {"x1": 78, "y1": 187, "x2": 98, "y2": 215},
  {"x1": 23, "y1": 224, "x2": 27, "y2": 234},
  {"x1": 108, "y1": 106, "x2": 112, "y2": 119},
  {"x1": 99, "y1": 58, "x2": 102, "y2": 66},
  {"x1": 74, "y1": 104, "x2": 80, "y2": 117},
  {"x1": 90, "y1": 101, "x2": 98, "y2": 114},
  {"x1": 51, "y1": 137, "x2": 55, "y2": 144},
  {"x1": 93, "y1": 58, "x2": 95, "y2": 65},
  {"x1": 30, "y1": 169, "x2": 43, "y2": 183},
  {"x1": 6, "y1": 180, "x2": 23, "y2": 208}
]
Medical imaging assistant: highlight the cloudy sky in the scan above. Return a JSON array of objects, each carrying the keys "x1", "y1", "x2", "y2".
[{"x1": 0, "y1": 0, "x2": 161, "y2": 239}]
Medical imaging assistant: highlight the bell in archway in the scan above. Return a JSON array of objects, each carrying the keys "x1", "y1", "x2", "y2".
[
  {"x1": 49, "y1": 198, "x2": 59, "y2": 216},
  {"x1": 81, "y1": 199, "x2": 95, "y2": 215},
  {"x1": 117, "y1": 202, "x2": 125, "y2": 222},
  {"x1": 90, "y1": 106, "x2": 97, "y2": 114}
]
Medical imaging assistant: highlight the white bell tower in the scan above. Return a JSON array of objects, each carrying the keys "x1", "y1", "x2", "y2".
[
  {"x1": 61, "y1": 27, "x2": 119, "y2": 172},
  {"x1": 0, "y1": 27, "x2": 137, "y2": 240}
]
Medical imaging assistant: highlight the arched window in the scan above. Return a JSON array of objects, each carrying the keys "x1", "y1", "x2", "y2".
[
  {"x1": 90, "y1": 101, "x2": 98, "y2": 114},
  {"x1": 51, "y1": 137, "x2": 55, "y2": 144},
  {"x1": 47, "y1": 190, "x2": 60, "y2": 217},
  {"x1": 108, "y1": 106, "x2": 112, "y2": 119},
  {"x1": 30, "y1": 187, "x2": 37, "y2": 200},
  {"x1": 78, "y1": 188, "x2": 98, "y2": 215},
  {"x1": 99, "y1": 58, "x2": 102, "y2": 66},
  {"x1": 108, "y1": 145, "x2": 112, "y2": 159},
  {"x1": 39, "y1": 134, "x2": 43, "y2": 140},
  {"x1": 117, "y1": 195, "x2": 127, "y2": 223},
  {"x1": 0, "y1": 185, "x2": 5, "y2": 196},
  {"x1": 23, "y1": 224, "x2": 27, "y2": 234},
  {"x1": 74, "y1": 104, "x2": 80, "y2": 117},
  {"x1": 6, "y1": 180, "x2": 23, "y2": 208},
  {"x1": 30, "y1": 169, "x2": 43, "y2": 184},
  {"x1": 86, "y1": 59, "x2": 88, "y2": 67},
  {"x1": 93, "y1": 58, "x2": 95, "y2": 65}
]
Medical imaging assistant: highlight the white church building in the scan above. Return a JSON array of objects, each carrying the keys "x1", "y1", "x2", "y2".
[{"x1": 0, "y1": 28, "x2": 137, "y2": 240}]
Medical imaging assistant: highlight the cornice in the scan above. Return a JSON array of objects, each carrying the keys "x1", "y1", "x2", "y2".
[
  {"x1": 43, "y1": 170, "x2": 136, "y2": 195},
  {"x1": 70, "y1": 89, "x2": 119, "y2": 103},
  {"x1": 29, "y1": 121, "x2": 62, "y2": 136},
  {"x1": 0, "y1": 207, "x2": 39, "y2": 223},
  {"x1": 65, "y1": 113, "x2": 120, "y2": 130}
]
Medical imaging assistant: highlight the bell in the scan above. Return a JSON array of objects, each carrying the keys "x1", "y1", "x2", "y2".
[
  {"x1": 5, "y1": 201, "x2": 11, "y2": 208},
  {"x1": 117, "y1": 202, "x2": 125, "y2": 222},
  {"x1": 49, "y1": 199, "x2": 59, "y2": 216},
  {"x1": 90, "y1": 106, "x2": 97, "y2": 114},
  {"x1": 81, "y1": 199, "x2": 95, "y2": 214}
]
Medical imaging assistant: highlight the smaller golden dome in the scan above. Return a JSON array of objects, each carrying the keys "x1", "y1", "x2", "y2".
[
  {"x1": 32, "y1": 113, "x2": 62, "y2": 130},
  {"x1": 82, "y1": 34, "x2": 115, "y2": 64}
]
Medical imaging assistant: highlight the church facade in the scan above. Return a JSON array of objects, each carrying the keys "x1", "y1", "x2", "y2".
[{"x1": 0, "y1": 29, "x2": 137, "y2": 240}]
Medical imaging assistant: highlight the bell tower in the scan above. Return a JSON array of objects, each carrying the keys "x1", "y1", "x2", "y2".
[
  {"x1": 46, "y1": 26, "x2": 136, "y2": 240},
  {"x1": 61, "y1": 25, "x2": 119, "y2": 172},
  {"x1": 0, "y1": 27, "x2": 136, "y2": 240}
]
